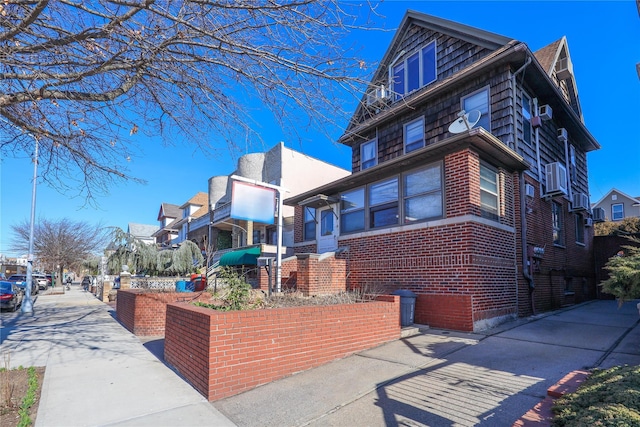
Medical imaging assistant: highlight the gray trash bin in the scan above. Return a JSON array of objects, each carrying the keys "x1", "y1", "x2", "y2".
[{"x1": 392, "y1": 290, "x2": 416, "y2": 326}]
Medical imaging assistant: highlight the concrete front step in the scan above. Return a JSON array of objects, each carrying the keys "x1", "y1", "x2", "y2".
[{"x1": 400, "y1": 323, "x2": 430, "y2": 338}]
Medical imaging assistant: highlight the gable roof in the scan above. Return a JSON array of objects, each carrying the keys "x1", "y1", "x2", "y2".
[
  {"x1": 157, "y1": 203, "x2": 181, "y2": 222},
  {"x1": 339, "y1": 9, "x2": 599, "y2": 153},
  {"x1": 346, "y1": 11, "x2": 512, "y2": 135},
  {"x1": 180, "y1": 192, "x2": 208, "y2": 209},
  {"x1": 533, "y1": 36, "x2": 582, "y2": 120},
  {"x1": 592, "y1": 188, "x2": 640, "y2": 208},
  {"x1": 127, "y1": 223, "x2": 159, "y2": 239}
]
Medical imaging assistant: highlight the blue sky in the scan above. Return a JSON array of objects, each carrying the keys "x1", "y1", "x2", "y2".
[{"x1": 1, "y1": 1, "x2": 639, "y2": 257}]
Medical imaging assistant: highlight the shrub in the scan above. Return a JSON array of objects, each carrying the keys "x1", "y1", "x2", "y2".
[
  {"x1": 552, "y1": 365, "x2": 640, "y2": 426},
  {"x1": 600, "y1": 239, "x2": 640, "y2": 304}
]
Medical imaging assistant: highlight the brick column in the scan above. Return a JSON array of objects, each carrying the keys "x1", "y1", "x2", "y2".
[{"x1": 120, "y1": 272, "x2": 131, "y2": 290}]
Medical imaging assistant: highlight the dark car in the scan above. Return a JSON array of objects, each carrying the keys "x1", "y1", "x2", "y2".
[
  {"x1": 0, "y1": 280, "x2": 24, "y2": 311},
  {"x1": 7, "y1": 274, "x2": 39, "y2": 295}
]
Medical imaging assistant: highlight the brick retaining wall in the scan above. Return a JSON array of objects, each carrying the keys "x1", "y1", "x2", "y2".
[
  {"x1": 164, "y1": 295, "x2": 401, "y2": 401},
  {"x1": 116, "y1": 289, "x2": 211, "y2": 336}
]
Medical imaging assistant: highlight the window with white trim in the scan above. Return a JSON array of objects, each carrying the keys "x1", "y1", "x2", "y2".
[
  {"x1": 361, "y1": 139, "x2": 377, "y2": 170},
  {"x1": 392, "y1": 41, "x2": 437, "y2": 101},
  {"x1": 522, "y1": 93, "x2": 532, "y2": 146},
  {"x1": 303, "y1": 207, "x2": 316, "y2": 241},
  {"x1": 404, "y1": 164, "x2": 442, "y2": 223},
  {"x1": 462, "y1": 87, "x2": 490, "y2": 131},
  {"x1": 612, "y1": 203, "x2": 624, "y2": 221},
  {"x1": 340, "y1": 188, "x2": 365, "y2": 233},
  {"x1": 369, "y1": 177, "x2": 399, "y2": 228},
  {"x1": 404, "y1": 117, "x2": 425, "y2": 153},
  {"x1": 480, "y1": 162, "x2": 499, "y2": 221}
]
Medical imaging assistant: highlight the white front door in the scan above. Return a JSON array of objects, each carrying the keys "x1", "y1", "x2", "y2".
[{"x1": 317, "y1": 206, "x2": 338, "y2": 253}]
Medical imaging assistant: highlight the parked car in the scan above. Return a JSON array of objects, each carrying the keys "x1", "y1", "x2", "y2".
[
  {"x1": 0, "y1": 280, "x2": 24, "y2": 311},
  {"x1": 46, "y1": 274, "x2": 53, "y2": 287},
  {"x1": 6, "y1": 274, "x2": 39, "y2": 295},
  {"x1": 33, "y1": 273, "x2": 48, "y2": 290}
]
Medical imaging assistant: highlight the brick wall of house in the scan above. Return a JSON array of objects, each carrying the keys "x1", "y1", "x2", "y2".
[
  {"x1": 116, "y1": 289, "x2": 211, "y2": 336},
  {"x1": 514, "y1": 174, "x2": 597, "y2": 316},
  {"x1": 164, "y1": 295, "x2": 401, "y2": 401}
]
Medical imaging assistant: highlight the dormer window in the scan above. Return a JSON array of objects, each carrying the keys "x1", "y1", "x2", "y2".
[{"x1": 391, "y1": 41, "x2": 437, "y2": 101}]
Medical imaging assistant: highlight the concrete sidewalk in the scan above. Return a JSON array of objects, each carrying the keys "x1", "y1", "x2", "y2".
[
  {"x1": 2, "y1": 286, "x2": 639, "y2": 427},
  {"x1": 0, "y1": 285, "x2": 235, "y2": 427},
  {"x1": 212, "y1": 299, "x2": 640, "y2": 427}
]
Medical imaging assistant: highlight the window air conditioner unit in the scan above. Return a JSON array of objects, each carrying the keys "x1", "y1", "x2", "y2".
[
  {"x1": 544, "y1": 162, "x2": 568, "y2": 197},
  {"x1": 584, "y1": 218, "x2": 594, "y2": 227},
  {"x1": 525, "y1": 183, "x2": 535, "y2": 198},
  {"x1": 539, "y1": 105, "x2": 553, "y2": 121},
  {"x1": 592, "y1": 207, "x2": 606, "y2": 222},
  {"x1": 557, "y1": 128, "x2": 568, "y2": 143},
  {"x1": 556, "y1": 56, "x2": 573, "y2": 81},
  {"x1": 572, "y1": 192, "x2": 589, "y2": 211},
  {"x1": 365, "y1": 84, "x2": 390, "y2": 107}
]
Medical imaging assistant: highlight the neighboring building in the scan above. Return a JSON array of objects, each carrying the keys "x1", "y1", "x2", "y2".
[
  {"x1": 208, "y1": 142, "x2": 350, "y2": 266},
  {"x1": 591, "y1": 189, "x2": 640, "y2": 221},
  {"x1": 152, "y1": 203, "x2": 181, "y2": 247},
  {"x1": 286, "y1": 11, "x2": 600, "y2": 331},
  {"x1": 171, "y1": 192, "x2": 209, "y2": 245},
  {"x1": 127, "y1": 223, "x2": 160, "y2": 245}
]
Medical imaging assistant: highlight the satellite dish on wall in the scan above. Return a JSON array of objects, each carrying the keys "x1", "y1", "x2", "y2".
[{"x1": 448, "y1": 110, "x2": 481, "y2": 134}]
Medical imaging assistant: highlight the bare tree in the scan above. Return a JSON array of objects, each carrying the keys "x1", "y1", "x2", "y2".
[
  {"x1": 1, "y1": 1, "x2": 377, "y2": 200},
  {"x1": 10, "y1": 218, "x2": 109, "y2": 285}
]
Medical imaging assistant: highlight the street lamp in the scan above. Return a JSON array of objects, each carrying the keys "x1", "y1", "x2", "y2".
[{"x1": 22, "y1": 134, "x2": 39, "y2": 313}]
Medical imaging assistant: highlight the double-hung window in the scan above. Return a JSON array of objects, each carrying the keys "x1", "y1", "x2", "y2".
[
  {"x1": 612, "y1": 203, "x2": 624, "y2": 221},
  {"x1": 522, "y1": 93, "x2": 532, "y2": 147},
  {"x1": 462, "y1": 87, "x2": 490, "y2": 131},
  {"x1": 369, "y1": 178, "x2": 399, "y2": 228},
  {"x1": 404, "y1": 164, "x2": 442, "y2": 223},
  {"x1": 404, "y1": 118, "x2": 425, "y2": 153},
  {"x1": 480, "y1": 162, "x2": 499, "y2": 221},
  {"x1": 340, "y1": 188, "x2": 365, "y2": 233},
  {"x1": 552, "y1": 201, "x2": 564, "y2": 246},
  {"x1": 575, "y1": 215, "x2": 585, "y2": 245},
  {"x1": 303, "y1": 207, "x2": 316, "y2": 241},
  {"x1": 392, "y1": 41, "x2": 437, "y2": 101},
  {"x1": 361, "y1": 139, "x2": 377, "y2": 170}
]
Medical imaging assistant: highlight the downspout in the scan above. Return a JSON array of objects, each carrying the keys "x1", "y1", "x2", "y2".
[{"x1": 512, "y1": 54, "x2": 535, "y2": 314}]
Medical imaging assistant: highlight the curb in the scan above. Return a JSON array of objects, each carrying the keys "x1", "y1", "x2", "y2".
[{"x1": 513, "y1": 370, "x2": 590, "y2": 426}]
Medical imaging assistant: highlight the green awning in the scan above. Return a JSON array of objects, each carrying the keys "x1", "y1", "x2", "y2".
[{"x1": 219, "y1": 246, "x2": 261, "y2": 266}]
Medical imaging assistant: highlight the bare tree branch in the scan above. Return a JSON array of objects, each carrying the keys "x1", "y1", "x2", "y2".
[{"x1": 1, "y1": 1, "x2": 380, "y2": 201}]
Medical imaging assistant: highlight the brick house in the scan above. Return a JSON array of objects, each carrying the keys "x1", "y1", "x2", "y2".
[{"x1": 285, "y1": 11, "x2": 600, "y2": 331}]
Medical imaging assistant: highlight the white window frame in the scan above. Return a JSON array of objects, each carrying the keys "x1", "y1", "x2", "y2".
[
  {"x1": 462, "y1": 86, "x2": 491, "y2": 132},
  {"x1": 480, "y1": 161, "x2": 499, "y2": 221},
  {"x1": 612, "y1": 203, "x2": 624, "y2": 221},
  {"x1": 360, "y1": 139, "x2": 377, "y2": 171},
  {"x1": 404, "y1": 117, "x2": 425, "y2": 154}
]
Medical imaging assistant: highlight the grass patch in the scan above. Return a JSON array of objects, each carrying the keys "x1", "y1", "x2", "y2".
[{"x1": 552, "y1": 365, "x2": 640, "y2": 426}]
